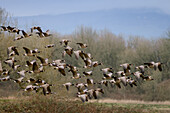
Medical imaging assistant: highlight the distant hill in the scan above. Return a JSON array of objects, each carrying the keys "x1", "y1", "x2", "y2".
[{"x1": 15, "y1": 8, "x2": 170, "y2": 38}]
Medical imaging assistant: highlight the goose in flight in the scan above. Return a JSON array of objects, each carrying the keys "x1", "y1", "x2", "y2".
[
  {"x1": 22, "y1": 30, "x2": 32, "y2": 38},
  {"x1": 120, "y1": 63, "x2": 132, "y2": 73},
  {"x1": 23, "y1": 47, "x2": 36, "y2": 56},
  {"x1": 63, "y1": 82, "x2": 74, "y2": 91},
  {"x1": 77, "y1": 94, "x2": 88, "y2": 102},
  {"x1": 76, "y1": 43, "x2": 88, "y2": 48},
  {"x1": 40, "y1": 83, "x2": 53, "y2": 95},
  {"x1": 37, "y1": 56, "x2": 49, "y2": 66},
  {"x1": 60, "y1": 39, "x2": 71, "y2": 46},
  {"x1": 101, "y1": 68, "x2": 113, "y2": 74},
  {"x1": 31, "y1": 26, "x2": 42, "y2": 33},
  {"x1": 135, "y1": 65, "x2": 148, "y2": 74}
]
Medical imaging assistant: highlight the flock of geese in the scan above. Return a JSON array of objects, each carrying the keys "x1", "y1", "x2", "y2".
[{"x1": 0, "y1": 25, "x2": 163, "y2": 102}]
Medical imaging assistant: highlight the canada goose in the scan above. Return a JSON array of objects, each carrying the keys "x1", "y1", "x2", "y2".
[
  {"x1": 0, "y1": 76, "x2": 11, "y2": 81},
  {"x1": 77, "y1": 94, "x2": 88, "y2": 102},
  {"x1": 109, "y1": 79, "x2": 116, "y2": 87},
  {"x1": 115, "y1": 71, "x2": 125, "y2": 76},
  {"x1": 92, "y1": 61, "x2": 102, "y2": 67},
  {"x1": 32, "y1": 48, "x2": 41, "y2": 54},
  {"x1": 93, "y1": 88, "x2": 104, "y2": 99},
  {"x1": 23, "y1": 47, "x2": 36, "y2": 56},
  {"x1": 73, "y1": 50, "x2": 84, "y2": 60},
  {"x1": 144, "y1": 61, "x2": 155, "y2": 68},
  {"x1": 101, "y1": 68, "x2": 113, "y2": 74},
  {"x1": 85, "y1": 89, "x2": 94, "y2": 99},
  {"x1": 154, "y1": 62, "x2": 163, "y2": 71},
  {"x1": 13, "y1": 65, "x2": 21, "y2": 71},
  {"x1": 63, "y1": 82, "x2": 74, "y2": 91},
  {"x1": 53, "y1": 59, "x2": 65, "y2": 64},
  {"x1": 12, "y1": 28, "x2": 20, "y2": 34},
  {"x1": 76, "y1": 43, "x2": 88, "y2": 48},
  {"x1": 25, "y1": 60, "x2": 36, "y2": 67},
  {"x1": 4, "y1": 57, "x2": 17, "y2": 68},
  {"x1": 31, "y1": 26, "x2": 42, "y2": 33},
  {"x1": 52, "y1": 60, "x2": 66, "y2": 67},
  {"x1": 103, "y1": 73, "x2": 113, "y2": 80},
  {"x1": 67, "y1": 64, "x2": 78, "y2": 72},
  {"x1": 75, "y1": 83, "x2": 85, "y2": 92},
  {"x1": 34, "y1": 79, "x2": 46, "y2": 85},
  {"x1": 0, "y1": 26, "x2": 8, "y2": 31},
  {"x1": 14, "y1": 36, "x2": 24, "y2": 41},
  {"x1": 24, "y1": 85, "x2": 39, "y2": 92},
  {"x1": 7, "y1": 46, "x2": 19, "y2": 56},
  {"x1": 32, "y1": 62, "x2": 44, "y2": 73},
  {"x1": 126, "y1": 77, "x2": 137, "y2": 87},
  {"x1": 24, "y1": 85, "x2": 33, "y2": 91},
  {"x1": 40, "y1": 83, "x2": 53, "y2": 95},
  {"x1": 64, "y1": 46, "x2": 73, "y2": 57},
  {"x1": 120, "y1": 63, "x2": 132, "y2": 73},
  {"x1": 135, "y1": 65, "x2": 148, "y2": 74},
  {"x1": 83, "y1": 58, "x2": 92, "y2": 68},
  {"x1": 13, "y1": 76, "x2": 24, "y2": 83},
  {"x1": 58, "y1": 63, "x2": 68, "y2": 68},
  {"x1": 71, "y1": 73, "x2": 81, "y2": 79},
  {"x1": 22, "y1": 30, "x2": 32, "y2": 38},
  {"x1": 86, "y1": 78, "x2": 95, "y2": 86},
  {"x1": 26, "y1": 78, "x2": 36, "y2": 83},
  {"x1": 1, "y1": 69, "x2": 10, "y2": 76},
  {"x1": 17, "y1": 70, "x2": 27, "y2": 76},
  {"x1": 98, "y1": 80, "x2": 108, "y2": 87},
  {"x1": 11, "y1": 46, "x2": 19, "y2": 55},
  {"x1": 132, "y1": 71, "x2": 145, "y2": 81},
  {"x1": 77, "y1": 88, "x2": 89, "y2": 95},
  {"x1": 7, "y1": 26, "x2": 15, "y2": 32},
  {"x1": 43, "y1": 30, "x2": 52, "y2": 37},
  {"x1": 36, "y1": 32, "x2": 44, "y2": 38},
  {"x1": 83, "y1": 52, "x2": 93, "y2": 60},
  {"x1": 144, "y1": 76, "x2": 154, "y2": 81},
  {"x1": 67, "y1": 65, "x2": 79, "y2": 77},
  {"x1": 112, "y1": 76, "x2": 121, "y2": 88},
  {"x1": 83, "y1": 71, "x2": 93, "y2": 77},
  {"x1": 7, "y1": 46, "x2": 14, "y2": 55},
  {"x1": 54, "y1": 65, "x2": 66, "y2": 76},
  {"x1": 37, "y1": 56, "x2": 48, "y2": 66},
  {"x1": 26, "y1": 78, "x2": 45, "y2": 85},
  {"x1": 49, "y1": 63, "x2": 56, "y2": 67},
  {"x1": 60, "y1": 39, "x2": 71, "y2": 46},
  {"x1": 45, "y1": 44, "x2": 55, "y2": 48},
  {"x1": 119, "y1": 76, "x2": 127, "y2": 86},
  {"x1": 8, "y1": 51, "x2": 17, "y2": 57}
]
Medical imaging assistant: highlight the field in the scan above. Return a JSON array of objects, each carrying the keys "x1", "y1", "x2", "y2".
[{"x1": 0, "y1": 96, "x2": 170, "y2": 113}]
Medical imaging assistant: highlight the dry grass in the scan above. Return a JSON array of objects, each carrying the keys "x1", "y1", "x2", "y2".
[
  {"x1": 0, "y1": 96, "x2": 168, "y2": 113},
  {"x1": 89, "y1": 98, "x2": 170, "y2": 105}
]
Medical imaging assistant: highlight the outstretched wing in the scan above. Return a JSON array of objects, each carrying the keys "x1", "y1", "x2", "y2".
[
  {"x1": 59, "y1": 68, "x2": 66, "y2": 76},
  {"x1": 87, "y1": 79, "x2": 92, "y2": 85},
  {"x1": 158, "y1": 64, "x2": 162, "y2": 71},
  {"x1": 37, "y1": 56, "x2": 45, "y2": 64},
  {"x1": 32, "y1": 62, "x2": 39, "y2": 72},
  {"x1": 12, "y1": 47, "x2": 19, "y2": 55},
  {"x1": 23, "y1": 47, "x2": 31, "y2": 54},
  {"x1": 47, "y1": 86, "x2": 51, "y2": 94}
]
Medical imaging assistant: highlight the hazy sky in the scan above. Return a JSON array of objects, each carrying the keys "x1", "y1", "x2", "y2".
[
  {"x1": 0, "y1": 0, "x2": 170, "y2": 16},
  {"x1": 1, "y1": 0, "x2": 170, "y2": 38}
]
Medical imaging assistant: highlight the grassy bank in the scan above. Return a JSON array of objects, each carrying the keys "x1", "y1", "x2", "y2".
[{"x1": 0, "y1": 96, "x2": 169, "y2": 113}]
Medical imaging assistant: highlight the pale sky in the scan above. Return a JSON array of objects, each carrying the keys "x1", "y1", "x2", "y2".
[
  {"x1": 0, "y1": 0, "x2": 170, "y2": 38},
  {"x1": 0, "y1": 0, "x2": 170, "y2": 16}
]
